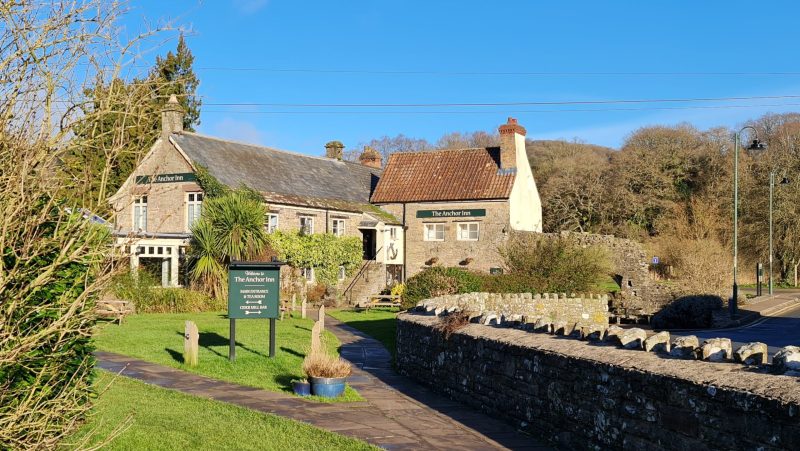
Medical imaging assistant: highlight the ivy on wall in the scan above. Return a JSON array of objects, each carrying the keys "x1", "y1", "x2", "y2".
[{"x1": 266, "y1": 230, "x2": 362, "y2": 286}]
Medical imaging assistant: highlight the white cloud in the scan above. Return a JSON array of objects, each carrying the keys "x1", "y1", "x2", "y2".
[
  {"x1": 204, "y1": 117, "x2": 266, "y2": 145},
  {"x1": 233, "y1": 0, "x2": 269, "y2": 14}
]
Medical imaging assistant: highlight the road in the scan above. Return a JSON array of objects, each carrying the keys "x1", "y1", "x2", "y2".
[{"x1": 677, "y1": 299, "x2": 800, "y2": 360}]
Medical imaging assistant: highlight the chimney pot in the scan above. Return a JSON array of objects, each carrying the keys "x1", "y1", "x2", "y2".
[
  {"x1": 325, "y1": 140, "x2": 345, "y2": 160},
  {"x1": 498, "y1": 117, "x2": 526, "y2": 170},
  {"x1": 161, "y1": 94, "x2": 184, "y2": 137},
  {"x1": 359, "y1": 146, "x2": 382, "y2": 169}
]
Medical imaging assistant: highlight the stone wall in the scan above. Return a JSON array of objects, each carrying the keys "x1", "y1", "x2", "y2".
[
  {"x1": 380, "y1": 200, "x2": 511, "y2": 277},
  {"x1": 397, "y1": 313, "x2": 800, "y2": 450},
  {"x1": 418, "y1": 292, "x2": 608, "y2": 335},
  {"x1": 545, "y1": 231, "x2": 679, "y2": 316}
]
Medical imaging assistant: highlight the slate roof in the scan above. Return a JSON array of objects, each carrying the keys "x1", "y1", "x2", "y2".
[
  {"x1": 171, "y1": 132, "x2": 385, "y2": 215},
  {"x1": 370, "y1": 147, "x2": 515, "y2": 203}
]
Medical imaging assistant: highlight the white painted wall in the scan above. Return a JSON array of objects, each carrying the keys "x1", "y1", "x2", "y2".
[{"x1": 508, "y1": 132, "x2": 543, "y2": 232}]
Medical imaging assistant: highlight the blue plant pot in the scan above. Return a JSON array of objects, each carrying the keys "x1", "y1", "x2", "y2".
[
  {"x1": 292, "y1": 381, "x2": 311, "y2": 396},
  {"x1": 309, "y1": 376, "x2": 347, "y2": 398}
]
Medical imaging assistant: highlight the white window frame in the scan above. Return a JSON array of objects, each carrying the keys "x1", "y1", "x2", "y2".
[
  {"x1": 266, "y1": 213, "x2": 279, "y2": 233},
  {"x1": 424, "y1": 223, "x2": 445, "y2": 242},
  {"x1": 457, "y1": 222, "x2": 480, "y2": 241},
  {"x1": 338, "y1": 266, "x2": 346, "y2": 281},
  {"x1": 133, "y1": 195, "x2": 148, "y2": 232},
  {"x1": 300, "y1": 216, "x2": 314, "y2": 234},
  {"x1": 332, "y1": 219, "x2": 346, "y2": 237},
  {"x1": 302, "y1": 267, "x2": 315, "y2": 282},
  {"x1": 186, "y1": 192, "x2": 203, "y2": 229}
]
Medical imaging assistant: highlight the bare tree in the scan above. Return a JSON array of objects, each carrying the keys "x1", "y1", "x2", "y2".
[{"x1": 0, "y1": 2, "x2": 173, "y2": 448}]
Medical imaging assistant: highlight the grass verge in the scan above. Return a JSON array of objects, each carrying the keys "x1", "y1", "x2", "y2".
[
  {"x1": 327, "y1": 308, "x2": 398, "y2": 359},
  {"x1": 64, "y1": 371, "x2": 375, "y2": 450},
  {"x1": 94, "y1": 312, "x2": 362, "y2": 402}
]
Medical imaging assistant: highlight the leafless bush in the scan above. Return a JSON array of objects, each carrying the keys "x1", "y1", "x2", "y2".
[
  {"x1": 435, "y1": 311, "x2": 473, "y2": 340},
  {"x1": 0, "y1": 2, "x2": 174, "y2": 448}
]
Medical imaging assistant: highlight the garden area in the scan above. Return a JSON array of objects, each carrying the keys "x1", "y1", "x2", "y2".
[
  {"x1": 64, "y1": 371, "x2": 374, "y2": 450},
  {"x1": 94, "y1": 312, "x2": 362, "y2": 402}
]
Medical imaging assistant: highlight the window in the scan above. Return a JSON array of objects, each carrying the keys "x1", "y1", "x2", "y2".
[
  {"x1": 338, "y1": 266, "x2": 346, "y2": 281},
  {"x1": 457, "y1": 222, "x2": 480, "y2": 241},
  {"x1": 299, "y1": 216, "x2": 314, "y2": 234},
  {"x1": 302, "y1": 267, "x2": 314, "y2": 282},
  {"x1": 187, "y1": 192, "x2": 203, "y2": 229},
  {"x1": 133, "y1": 195, "x2": 147, "y2": 231},
  {"x1": 266, "y1": 213, "x2": 279, "y2": 233},
  {"x1": 424, "y1": 223, "x2": 445, "y2": 241},
  {"x1": 332, "y1": 219, "x2": 345, "y2": 237}
]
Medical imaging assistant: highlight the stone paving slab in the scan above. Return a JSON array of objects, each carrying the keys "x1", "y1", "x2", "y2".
[{"x1": 95, "y1": 312, "x2": 553, "y2": 450}]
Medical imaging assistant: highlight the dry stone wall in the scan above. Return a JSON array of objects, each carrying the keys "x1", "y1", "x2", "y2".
[
  {"x1": 418, "y1": 292, "x2": 608, "y2": 335},
  {"x1": 397, "y1": 313, "x2": 800, "y2": 450}
]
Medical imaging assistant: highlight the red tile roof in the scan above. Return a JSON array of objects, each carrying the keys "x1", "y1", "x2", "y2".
[{"x1": 370, "y1": 147, "x2": 515, "y2": 203}]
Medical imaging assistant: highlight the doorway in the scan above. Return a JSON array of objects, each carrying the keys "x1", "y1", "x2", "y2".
[{"x1": 361, "y1": 229, "x2": 377, "y2": 260}]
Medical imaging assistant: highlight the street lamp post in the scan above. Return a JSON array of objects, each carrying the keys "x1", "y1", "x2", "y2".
[
  {"x1": 731, "y1": 127, "x2": 766, "y2": 316},
  {"x1": 769, "y1": 171, "x2": 790, "y2": 295}
]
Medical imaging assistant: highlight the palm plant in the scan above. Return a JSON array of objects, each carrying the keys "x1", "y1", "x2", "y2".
[{"x1": 189, "y1": 189, "x2": 268, "y2": 297}]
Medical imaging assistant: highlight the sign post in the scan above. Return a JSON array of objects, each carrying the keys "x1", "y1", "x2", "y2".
[{"x1": 228, "y1": 261, "x2": 283, "y2": 361}]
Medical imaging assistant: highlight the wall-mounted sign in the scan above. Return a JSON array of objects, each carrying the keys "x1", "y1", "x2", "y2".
[
  {"x1": 416, "y1": 209, "x2": 486, "y2": 219},
  {"x1": 228, "y1": 262, "x2": 281, "y2": 319},
  {"x1": 135, "y1": 172, "x2": 197, "y2": 184}
]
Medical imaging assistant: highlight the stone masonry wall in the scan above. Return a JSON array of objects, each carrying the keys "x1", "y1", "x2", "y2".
[
  {"x1": 397, "y1": 313, "x2": 800, "y2": 450},
  {"x1": 380, "y1": 200, "x2": 511, "y2": 277},
  {"x1": 418, "y1": 292, "x2": 608, "y2": 335}
]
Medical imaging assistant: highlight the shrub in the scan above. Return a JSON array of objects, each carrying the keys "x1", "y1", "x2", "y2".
[
  {"x1": 402, "y1": 267, "x2": 482, "y2": 309},
  {"x1": 266, "y1": 230, "x2": 362, "y2": 287},
  {"x1": 477, "y1": 273, "x2": 544, "y2": 294},
  {"x1": 499, "y1": 233, "x2": 612, "y2": 293},
  {"x1": 306, "y1": 283, "x2": 327, "y2": 304},
  {"x1": 302, "y1": 353, "x2": 352, "y2": 378},
  {"x1": 434, "y1": 311, "x2": 472, "y2": 340},
  {"x1": 651, "y1": 295, "x2": 724, "y2": 329},
  {"x1": 110, "y1": 273, "x2": 223, "y2": 313}
]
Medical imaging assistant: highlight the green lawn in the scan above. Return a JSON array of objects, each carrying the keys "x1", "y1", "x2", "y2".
[
  {"x1": 328, "y1": 308, "x2": 398, "y2": 359},
  {"x1": 94, "y1": 311, "x2": 361, "y2": 402},
  {"x1": 64, "y1": 371, "x2": 374, "y2": 450}
]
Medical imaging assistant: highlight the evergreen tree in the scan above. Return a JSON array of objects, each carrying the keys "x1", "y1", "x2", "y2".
[{"x1": 151, "y1": 34, "x2": 201, "y2": 131}]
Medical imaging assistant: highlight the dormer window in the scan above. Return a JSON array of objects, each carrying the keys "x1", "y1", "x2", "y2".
[{"x1": 133, "y1": 196, "x2": 148, "y2": 232}]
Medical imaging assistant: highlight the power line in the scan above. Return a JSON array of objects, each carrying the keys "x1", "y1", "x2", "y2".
[
  {"x1": 202, "y1": 94, "x2": 800, "y2": 108},
  {"x1": 201, "y1": 102, "x2": 800, "y2": 115}
]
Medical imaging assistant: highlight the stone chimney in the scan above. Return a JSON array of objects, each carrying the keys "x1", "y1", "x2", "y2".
[
  {"x1": 358, "y1": 146, "x2": 382, "y2": 169},
  {"x1": 498, "y1": 117, "x2": 526, "y2": 171},
  {"x1": 325, "y1": 141, "x2": 344, "y2": 160},
  {"x1": 161, "y1": 94, "x2": 184, "y2": 137}
]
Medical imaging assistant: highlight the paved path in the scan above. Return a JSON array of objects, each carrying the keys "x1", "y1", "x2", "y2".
[{"x1": 97, "y1": 313, "x2": 551, "y2": 450}]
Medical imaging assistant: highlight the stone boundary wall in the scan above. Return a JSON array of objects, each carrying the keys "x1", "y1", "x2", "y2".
[
  {"x1": 397, "y1": 313, "x2": 800, "y2": 450},
  {"x1": 418, "y1": 292, "x2": 608, "y2": 335}
]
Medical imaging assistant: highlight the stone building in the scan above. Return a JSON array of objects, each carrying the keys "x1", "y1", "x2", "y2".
[
  {"x1": 371, "y1": 117, "x2": 542, "y2": 277},
  {"x1": 111, "y1": 101, "x2": 542, "y2": 300},
  {"x1": 110, "y1": 96, "x2": 402, "y2": 291}
]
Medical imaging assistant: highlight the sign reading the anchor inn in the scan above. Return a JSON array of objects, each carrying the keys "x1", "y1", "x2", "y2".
[
  {"x1": 416, "y1": 209, "x2": 486, "y2": 219},
  {"x1": 227, "y1": 262, "x2": 281, "y2": 319},
  {"x1": 135, "y1": 172, "x2": 197, "y2": 184}
]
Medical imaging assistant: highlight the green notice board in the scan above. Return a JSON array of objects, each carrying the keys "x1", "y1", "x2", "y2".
[{"x1": 228, "y1": 262, "x2": 282, "y2": 319}]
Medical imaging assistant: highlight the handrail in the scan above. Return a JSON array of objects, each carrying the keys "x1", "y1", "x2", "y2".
[{"x1": 343, "y1": 246, "x2": 383, "y2": 301}]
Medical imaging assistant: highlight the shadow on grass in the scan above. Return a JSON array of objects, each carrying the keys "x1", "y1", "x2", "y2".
[
  {"x1": 170, "y1": 331, "x2": 268, "y2": 360},
  {"x1": 293, "y1": 325, "x2": 311, "y2": 332},
  {"x1": 280, "y1": 346, "x2": 305, "y2": 358},
  {"x1": 165, "y1": 348, "x2": 183, "y2": 364}
]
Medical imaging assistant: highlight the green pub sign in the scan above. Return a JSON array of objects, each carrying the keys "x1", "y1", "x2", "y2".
[
  {"x1": 135, "y1": 172, "x2": 197, "y2": 184},
  {"x1": 416, "y1": 208, "x2": 486, "y2": 219},
  {"x1": 228, "y1": 262, "x2": 281, "y2": 319}
]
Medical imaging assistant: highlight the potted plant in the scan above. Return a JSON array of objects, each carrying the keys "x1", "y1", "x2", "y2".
[
  {"x1": 291, "y1": 378, "x2": 311, "y2": 396},
  {"x1": 302, "y1": 353, "x2": 352, "y2": 398}
]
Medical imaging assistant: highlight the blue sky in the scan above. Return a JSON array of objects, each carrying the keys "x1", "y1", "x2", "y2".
[{"x1": 124, "y1": 1, "x2": 800, "y2": 153}]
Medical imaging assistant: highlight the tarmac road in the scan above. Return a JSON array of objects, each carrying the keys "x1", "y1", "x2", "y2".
[{"x1": 677, "y1": 299, "x2": 800, "y2": 359}]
